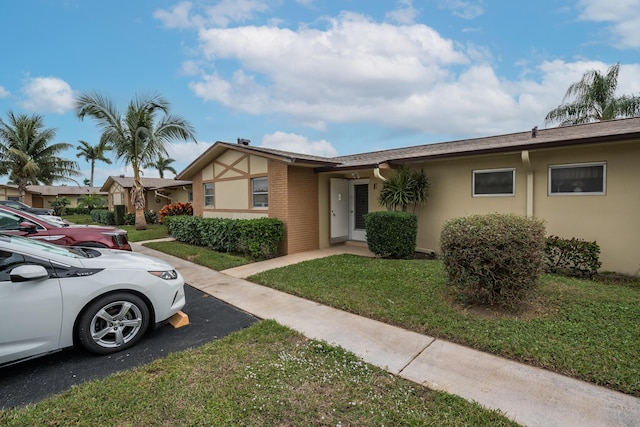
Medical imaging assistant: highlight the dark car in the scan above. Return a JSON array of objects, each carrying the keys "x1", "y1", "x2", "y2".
[
  {"x1": 0, "y1": 200, "x2": 54, "y2": 216},
  {"x1": 0, "y1": 205, "x2": 131, "y2": 250}
]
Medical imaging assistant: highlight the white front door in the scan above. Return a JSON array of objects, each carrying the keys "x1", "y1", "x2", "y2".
[
  {"x1": 349, "y1": 179, "x2": 369, "y2": 241},
  {"x1": 330, "y1": 178, "x2": 349, "y2": 243}
]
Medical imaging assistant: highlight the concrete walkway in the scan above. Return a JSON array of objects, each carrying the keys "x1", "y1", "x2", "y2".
[{"x1": 133, "y1": 241, "x2": 640, "y2": 427}]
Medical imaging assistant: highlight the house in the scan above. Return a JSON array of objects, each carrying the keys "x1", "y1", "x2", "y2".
[
  {"x1": 177, "y1": 118, "x2": 640, "y2": 275},
  {"x1": 99, "y1": 176, "x2": 193, "y2": 213},
  {"x1": 0, "y1": 184, "x2": 106, "y2": 208}
]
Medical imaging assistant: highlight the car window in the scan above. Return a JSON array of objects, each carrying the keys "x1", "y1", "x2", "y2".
[
  {"x1": 0, "y1": 211, "x2": 22, "y2": 230},
  {"x1": 0, "y1": 250, "x2": 26, "y2": 281}
]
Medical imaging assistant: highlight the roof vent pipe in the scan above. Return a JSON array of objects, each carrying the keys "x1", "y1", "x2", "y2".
[
  {"x1": 237, "y1": 138, "x2": 250, "y2": 145},
  {"x1": 531, "y1": 126, "x2": 538, "y2": 138}
]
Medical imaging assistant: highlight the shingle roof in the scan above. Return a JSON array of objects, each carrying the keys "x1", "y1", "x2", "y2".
[
  {"x1": 25, "y1": 185, "x2": 106, "y2": 196},
  {"x1": 177, "y1": 117, "x2": 640, "y2": 178},
  {"x1": 328, "y1": 117, "x2": 640, "y2": 169},
  {"x1": 100, "y1": 176, "x2": 192, "y2": 192}
]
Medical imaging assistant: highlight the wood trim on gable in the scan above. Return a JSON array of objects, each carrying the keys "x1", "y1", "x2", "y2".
[{"x1": 214, "y1": 153, "x2": 251, "y2": 181}]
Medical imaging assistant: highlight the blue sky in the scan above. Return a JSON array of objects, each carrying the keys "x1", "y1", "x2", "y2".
[{"x1": 1, "y1": 0, "x2": 639, "y2": 186}]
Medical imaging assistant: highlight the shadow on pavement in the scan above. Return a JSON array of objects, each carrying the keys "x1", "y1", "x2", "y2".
[{"x1": 0, "y1": 285, "x2": 258, "y2": 409}]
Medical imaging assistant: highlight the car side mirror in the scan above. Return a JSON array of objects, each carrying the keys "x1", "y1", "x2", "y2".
[
  {"x1": 10, "y1": 265, "x2": 49, "y2": 282},
  {"x1": 18, "y1": 221, "x2": 37, "y2": 234}
]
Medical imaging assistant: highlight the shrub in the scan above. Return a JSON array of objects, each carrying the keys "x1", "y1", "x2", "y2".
[
  {"x1": 124, "y1": 210, "x2": 158, "y2": 225},
  {"x1": 378, "y1": 166, "x2": 430, "y2": 212},
  {"x1": 545, "y1": 235, "x2": 601, "y2": 278},
  {"x1": 49, "y1": 197, "x2": 70, "y2": 216},
  {"x1": 365, "y1": 211, "x2": 417, "y2": 259},
  {"x1": 440, "y1": 213, "x2": 546, "y2": 308},
  {"x1": 65, "y1": 207, "x2": 93, "y2": 215},
  {"x1": 236, "y1": 218, "x2": 284, "y2": 259},
  {"x1": 166, "y1": 216, "x2": 284, "y2": 259},
  {"x1": 159, "y1": 202, "x2": 193, "y2": 223},
  {"x1": 91, "y1": 209, "x2": 115, "y2": 225}
]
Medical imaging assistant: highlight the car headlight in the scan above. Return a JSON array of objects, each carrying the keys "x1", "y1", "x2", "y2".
[{"x1": 149, "y1": 270, "x2": 178, "y2": 280}]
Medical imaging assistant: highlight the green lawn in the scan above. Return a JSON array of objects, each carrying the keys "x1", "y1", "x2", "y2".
[
  {"x1": 144, "y1": 240, "x2": 252, "y2": 270},
  {"x1": 62, "y1": 214, "x2": 170, "y2": 242},
  {"x1": 249, "y1": 255, "x2": 640, "y2": 397},
  {"x1": 0, "y1": 321, "x2": 518, "y2": 426}
]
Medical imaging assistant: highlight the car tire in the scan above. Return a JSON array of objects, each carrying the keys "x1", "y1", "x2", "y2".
[{"x1": 77, "y1": 293, "x2": 150, "y2": 354}]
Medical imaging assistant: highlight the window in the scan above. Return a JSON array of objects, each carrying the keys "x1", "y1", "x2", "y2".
[
  {"x1": 473, "y1": 168, "x2": 515, "y2": 196},
  {"x1": 8, "y1": 196, "x2": 19, "y2": 202},
  {"x1": 203, "y1": 183, "x2": 214, "y2": 208},
  {"x1": 0, "y1": 250, "x2": 26, "y2": 281},
  {"x1": 188, "y1": 191, "x2": 193, "y2": 203},
  {"x1": 548, "y1": 163, "x2": 606, "y2": 195},
  {"x1": 252, "y1": 177, "x2": 268, "y2": 208}
]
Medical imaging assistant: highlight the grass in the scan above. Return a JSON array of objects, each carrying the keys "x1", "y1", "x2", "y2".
[
  {"x1": 0, "y1": 321, "x2": 519, "y2": 426},
  {"x1": 249, "y1": 255, "x2": 640, "y2": 397},
  {"x1": 144, "y1": 240, "x2": 252, "y2": 271},
  {"x1": 62, "y1": 214, "x2": 170, "y2": 242}
]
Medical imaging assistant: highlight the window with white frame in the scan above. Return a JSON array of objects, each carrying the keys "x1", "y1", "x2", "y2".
[
  {"x1": 203, "y1": 183, "x2": 214, "y2": 207},
  {"x1": 548, "y1": 162, "x2": 606, "y2": 195},
  {"x1": 252, "y1": 177, "x2": 268, "y2": 208},
  {"x1": 473, "y1": 168, "x2": 515, "y2": 196}
]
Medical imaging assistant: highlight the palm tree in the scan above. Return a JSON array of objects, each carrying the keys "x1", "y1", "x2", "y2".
[
  {"x1": 545, "y1": 63, "x2": 640, "y2": 127},
  {"x1": 145, "y1": 155, "x2": 177, "y2": 179},
  {"x1": 76, "y1": 92, "x2": 196, "y2": 230},
  {"x1": 378, "y1": 165, "x2": 430, "y2": 212},
  {"x1": 76, "y1": 138, "x2": 112, "y2": 187},
  {"x1": 0, "y1": 111, "x2": 80, "y2": 201}
]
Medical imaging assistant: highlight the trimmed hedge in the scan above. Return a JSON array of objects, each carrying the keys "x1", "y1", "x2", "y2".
[
  {"x1": 440, "y1": 213, "x2": 546, "y2": 308},
  {"x1": 365, "y1": 211, "x2": 417, "y2": 259},
  {"x1": 545, "y1": 235, "x2": 601, "y2": 278},
  {"x1": 91, "y1": 209, "x2": 115, "y2": 225},
  {"x1": 165, "y1": 216, "x2": 284, "y2": 260}
]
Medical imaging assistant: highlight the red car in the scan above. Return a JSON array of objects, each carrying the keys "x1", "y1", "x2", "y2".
[{"x1": 0, "y1": 205, "x2": 131, "y2": 251}]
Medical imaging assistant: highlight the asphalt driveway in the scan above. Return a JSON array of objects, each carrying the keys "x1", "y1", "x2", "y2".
[{"x1": 0, "y1": 285, "x2": 257, "y2": 409}]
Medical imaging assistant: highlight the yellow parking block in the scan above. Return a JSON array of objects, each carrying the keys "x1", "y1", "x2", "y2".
[{"x1": 168, "y1": 311, "x2": 189, "y2": 328}]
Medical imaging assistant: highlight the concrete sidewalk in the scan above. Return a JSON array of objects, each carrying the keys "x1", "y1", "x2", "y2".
[{"x1": 133, "y1": 241, "x2": 640, "y2": 427}]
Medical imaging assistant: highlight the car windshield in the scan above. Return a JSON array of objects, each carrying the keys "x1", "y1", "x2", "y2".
[{"x1": 0, "y1": 233, "x2": 88, "y2": 258}]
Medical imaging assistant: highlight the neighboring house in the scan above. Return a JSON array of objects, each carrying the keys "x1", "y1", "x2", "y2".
[
  {"x1": 181, "y1": 118, "x2": 640, "y2": 275},
  {"x1": 0, "y1": 184, "x2": 106, "y2": 209},
  {"x1": 99, "y1": 176, "x2": 192, "y2": 213}
]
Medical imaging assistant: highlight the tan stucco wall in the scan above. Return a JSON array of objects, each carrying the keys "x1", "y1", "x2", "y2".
[{"x1": 318, "y1": 140, "x2": 640, "y2": 275}]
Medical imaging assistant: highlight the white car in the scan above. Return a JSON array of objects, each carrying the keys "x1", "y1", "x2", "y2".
[{"x1": 0, "y1": 233, "x2": 186, "y2": 366}]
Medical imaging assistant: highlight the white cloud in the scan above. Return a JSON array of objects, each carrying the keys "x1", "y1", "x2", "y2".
[
  {"x1": 0, "y1": 86, "x2": 9, "y2": 98},
  {"x1": 260, "y1": 132, "x2": 338, "y2": 157},
  {"x1": 154, "y1": 0, "x2": 269, "y2": 29},
  {"x1": 19, "y1": 77, "x2": 76, "y2": 114},
  {"x1": 161, "y1": 3, "x2": 640, "y2": 140},
  {"x1": 439, "y1": 0, "x2": 485, "y2": 20},
  {"x1": 386, "y1": 0, "x2": 419, "y2": 24},
  {"x1": 577, "y1": 0, "x2": 640, "y2": 48},
  {"x1": 166, "y1": 140, "x2": 215, "y2": 167}
]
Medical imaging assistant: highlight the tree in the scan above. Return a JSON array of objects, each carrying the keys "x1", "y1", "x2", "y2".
[
  {"x1": 145, "y1": 155, "x2": 177, "y2": 179},
  {"x1": 76, "y1": 92, "x2": 196, "y2": 230},
  {"x1": 378, "y1": 165, "x2": 430, "y2": 212},
  {"x1": 0, "y1": 111, "x2": 80, "y2": 201},
  {"x1": 545, "y1": 63, "x2": 640, "y2": 127},
  {"x1": 78, "y1": 193, "x2": 106, "y2": 211},
  {"x1": 76, "y1": 138, "x2": 112, "y2": 187}
]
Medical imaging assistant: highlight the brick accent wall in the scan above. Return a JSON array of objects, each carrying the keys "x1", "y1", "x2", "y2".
[
  {"x1": 268, "y1": 160, "x2": 319, "y2": 255},
  {"x1": 191, "y1": 173, "x2": 203, "y2": 217}
]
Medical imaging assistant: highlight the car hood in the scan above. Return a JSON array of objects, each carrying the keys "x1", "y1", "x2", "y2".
[
  {"x1": 66, "y1": 224, "x2": 127, "y2": 233},
  {"x1": 78, "y1": 249, "x2": 175, "y2": 271}
]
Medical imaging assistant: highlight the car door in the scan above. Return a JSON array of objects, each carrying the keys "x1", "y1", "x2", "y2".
[
  {"x1": 0, "y1": 208, "x2": 50, "y2": 240},
  {"x1": 0, "y1": 250, "x2": 63, "y2": 365}
]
